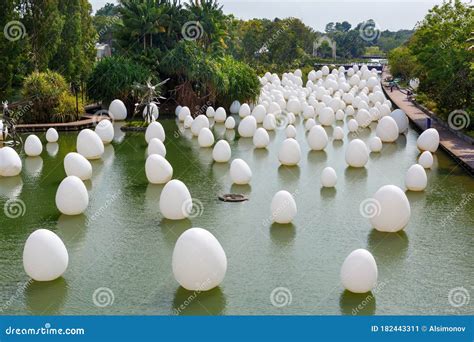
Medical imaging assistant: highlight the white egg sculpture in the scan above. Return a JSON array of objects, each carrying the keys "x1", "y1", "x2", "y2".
[
  {"x1": 55, "y1": 175, "x2": 89, "y2": 215},
  {"x1": 345, "y1": 139, "x2": 369, "y2": 167},
  {"x1": 159, "y1": 179, "x2": 192, "y2": 220},
  {"x1": 224, "y1": 116, "x2": 235, "y2": 129},
  {"x1": 76, "y1": 129, "x2": 104, "y2": 160},
  {"x1": 287, "y1": 99, "x2": 301, "y2": 114},
  {"x1": 142, "y1": 102, "x2": 159, "y2": 121},
  {"x1": 251, "y1": 104, "x2": 266, "y2": 123},
  {"x1": 418, "y1": 151, "x2": 433, "y2": 169},
  {"x1": 145, "y1": 121, "x2": 165, "y2": 143},
  {"x1": 321, "y1": 167, "x2": 337, "y2": 187},
  {"x1": 183, "y1": 115, "x2": 193, "y2": 129},
  {"x1": 348, "y1": 119, "x2": 359, "y2": 132},
  {"x1": 212, "y1": 140, "x2": 231, "y2": 162},
  {"x1": 340, "y1": 249, "x2": 378, "y2": 293},
  {"x1": 333, "y1": 126, "x2": 344, "y2": 141},
  {"x1": 370, "y1": 185, "x2": 411, "y2": 232},
  {"x1": 271, "y1": 190, "x2": 297, "y2": 224},
  {"x1": 376, "y1": 116, "x2": 399, "y2": 143},
  {"x1": 285, "y1": 125, "x2": 297, "y2": 138},
  {"x1": 335, "y1": 109, "x2": 345, "y2": 121},
  {"x1": 206, "y1": 106, "x2": 215, "y2": 118},
  {"x1": 319, "y1": 107, "x2": 335, "y2": 126},
  {"x1": 355, "y1": 109, "x2": 371, "y2": 128},
  {"x1": 230, "y1": 100, "x2": 241, "y2": 114},
  {"x1": 24, "y1": 135, "x2": 43, "y2": 157},
  {"x1": 368, "y1": 136, "x2": 383, "y2": 152},
  {"x1": 147, "y1": 138, "x2": 166, "y2": 157},
  {"x1": 278, "y1": 138, "x2": 301, "y2": 166},
  {"x1": 64, "y1": 152, "x2": 92, "y2": 180},
  {"x1": 305, "y1": 118, "x2": 316, "y2": 131},
  {"x1": 191, "y1": 115, "x2": 210, "y2": 136},
  {"x1": 198, "y1": 127, "x2": 215, "y2": 147},
  {"x1": 253, "y1": 127, "x2": 270, "y2": 148},
  {"x1": 0, "y1": 147, "x2": 22, "y2": 177},
  {"x1": 95, "y1": 119, "x2": 114, "y2": 144},
  {"x1": 230, "y1": 158, "x2": 252, "y2": 184},
  {"x1": 238, "y1": 115, "x2": 257, "y2": 138},
  {"x1": 175, "y1": 105, "x2": 182, "y2": 116},
  {"x1": 46, "y1": 128, "x2": 59, "y2": 143},
  {"x1": 417, "y1": 128, "x2": 439, "y2": 152},
  {"x1": 172, "y1": 227, "x2": 227, "y2": 291},
  {"x1": 214, "y1": 107, "x2": 227, "y2": 123},
  {"x1": 405, "y1": 164, "x2": 427, "y2": 191},
  {"x1": 108, "y1": 99, "x2": 127, "y2": 121},
  {"x1": 145, "y1": 154, "x2": 173, "y2": 184},
  {"x1": 263, "y1": 114, "x2": 277, "y2": 130},
  {"x1": 239, "y1": 103, "x2": 251, "y2": 118},
  {"x1": 308, "y1": 125, "x2": 328, "y2": 150},
  {"x1": 23, "y1": 229, "x2": 69, "y2": 281},
  {"x1": 390, "y1": 109, "x2": 409, "y2": 134},
  {"x1": 178, "y1": 106, "x2": 191, "y2": 121}
]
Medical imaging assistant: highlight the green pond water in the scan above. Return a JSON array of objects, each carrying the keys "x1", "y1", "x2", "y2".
[{"x1": 0, "y1": 117, "x2": 473, "y2": 316}]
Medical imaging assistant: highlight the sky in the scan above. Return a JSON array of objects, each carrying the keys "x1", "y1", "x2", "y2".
[{"x1": 90, "y1": 0, "x2": 444, "y2": 32}]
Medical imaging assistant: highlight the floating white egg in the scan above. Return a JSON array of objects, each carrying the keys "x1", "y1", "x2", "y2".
[
  {"x1": 417, "y1": 128, "x2": 439, "y2": 152},
  {"x1": 108, "y1": 99, "x2": 127, "y2": 121},
  {"x1": 251, "y1": 105, "x2": 266, "y2": 123},
  {"x1": 263, "y1": 114, "x2": 277, "y2": 131},
  {"x1": 206, "y1": 106, "x2": 215, "y2": 118},
  {"x1": 390, "y1": 109, "x2": 409, "y2": 134},
  {"x1": 239, "y1": 103, "x2": 251, "y2": 118},
  {"x1": 230, "y1": 158, "x2": 252, "y2": 184},
  {"x1": 224, "y1": 116, "x2": 235, "y2": 129},
  {"x1": 368, "y1": 136, "x2": 382, "y2": 152},
  {"x1": 214, "y1": 107, "x2": 227, "y2": 123},
  {"x1": 303, "y1": 106, "x2": 315, "y2": 120},
  {"x1": 55, "y1": 175, "x2": 89, "y2": 215},
  {"x1": 308, "y1": 125, "x2": 328, "y2": 150},
  {"x1": 0, "y1": 147, "x2": 22, "y2": 177},
  {"x1": 287, "y1": 99, "x2": 301, "y2": 114},
  {"x1": 405, "y1": 164, "x2": 427, "y2": 191},
  {"x1": 76, "y1": 129, "x2": 104, "y2": 160},
  {"x1": 285, "y1": 125, "x2": 297, "y2": 138},
  {"x1": 345, "y1": 139, "x2": 369, "y2": 167},
  {"x1": 145, "y1": 121, "x2": 165, "y2": 143},
  {"x1": 95, "y1": 119, "x2": 114, "y2": 144},
  {"x1": 212, "y1": 140, "x2": 231, "y2": 162},
  {"x1": 348, "y1": 119, "x2": 359, "y2": 132},
  {"x1": 253, "y1": 127, "x2": 270, "y2": 148},
  {"x1": 24, "y1": 135, "x2": 43, "y2": 157},
  {"x1": 175, "y1": 105, "x2": 182, "y2": 116},
  {"x1": 46, "y1": 128, "x2": 59, "y2": 143},
  {"x1": 183, "y1": 115, "x2": 194, "y2": 129},
  {"x1": 418, "y1": 151, "x2": 433, "y2": 169},
  {"x1": 321, "y1": 167, "x2": 337, "y2": 187},
  {"x1": 147, "y1": 138, "x2": 166, "y2": 157},
  {"x1": 230, "y1": 100, "x2": 241, "y2": 114},
  {"x1": 278, "y1": 138, "x2": 301, "y2": 166},
  {"x1": 198, "y1": 127, "x2": 215, "y2": 147},
  {"x1": 271, "y1": 190, "x2": 297, "y2": 224},
  {"x1": 159, "y1": 179, "x2": 192, "y2": 220},
  {"x1": 191, "y1": 115, "x2": 210, "y2": 136},
  {"x1": 340, "y1": 249, "x2": 378, "y2": 293},
  {"x1": 370, "y1": 185, "x2": 411, "y2": 232},
  {"x1": 238, "y1": 115, "x2": 257, "y2": 138},
  {"x1": 178, "y1": 106, "x2": 191, "y2": 121},
  {"x1": 333, "y1": 126, "x2": 344, "y2": 141},
  {"x1": 355, "y1": 109, "x2": 371, "y2": 128},
  {"x1": 335, "y1": 109, "x2": 345, "y2": 121},
  {"x1": 23, "y1": 229, "x2": 68, "y2": 281},
  {"x1": 145, "y1": 154, "x2": 173, "y2": 184},
  {"x1": 172, "y1": 227, "x2": 227, "y2": 291},
  {"x1": 376, "y1": 116, "x2": 399, "y2": 143},
  {"x1": 319, "y1": 107, "x2": 335, "y2": 126},
  {"x1": 64, "y1": 152, "x2": 92, "y2": 180}
]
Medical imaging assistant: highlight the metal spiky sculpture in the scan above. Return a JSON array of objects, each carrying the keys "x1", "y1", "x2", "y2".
[
  {"x1": 133, "y1": 78, "x2": 169, "y2": 123},
  {"x1": 1, "y1": 100, "x2": 22, "y2": 147}
]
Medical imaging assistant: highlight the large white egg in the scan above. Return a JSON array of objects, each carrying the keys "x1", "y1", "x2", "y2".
[
  {"x1": 175, "y1": 105, "x2": 182, "y2": 116},
  {"x1": 285, "y1": 125, "x2": 297, "y2": 138},
  {"x1": 0, "y1": 147, "x2": 22, "y2": 176},
  {"x1": 355, "y1": 109, "x2": 371, "y2": 128},
  {"x1": 214, "y1": 107, "x2": 227, "y2": 123},
  {"x1": 145, "y1": 154, "x2": 173, "y2": 184},
  {"x1": 417, "y1": 128, "x2": 439, "y2": 152},
  {"x1": 230, "y1": 158, "x2": 252, "y2": 184},
  {"x1": 390, "y1": 109, "x2": 409, "y2": 134},
  {"x1": 230, "y1": 100, "x2": 241, "y2": 114},
  {"x1": 340, "y1": 249, "x2": 378, "y2": 293},
  {"x1": 305, "y1": 118, "x2": 316, "y2": 131},
  {"x1": 145, "y1": 121, "x2": 165, "y2": 143},
  {"x1": 345, "y1": 139, "x2": 369, "y2": 167},
  {"x1": 64, "y1": 152, "x2": 92, "y2": 180},
  {"x1": 271, "y1": 190, "x2": 297, "y2": 224},
  {"x1": 263, "y1": 114, "x2": 277, "y2": 130},
  {"x1": 212, "y1": 140, "x2": 231, "y2": 162},
  {"x1": 198, "y1": 127, "x2": 215, "y2": 147},
  {"x1": 55, "y1": 175, "x2": 89, "y2": 215},
  {"x1": 172, "y1": 227, "x2": 227, "y2": 291},
  {"x1": 376, "y1": 116, "x2": 399, "y2": 143},
  {"x1": 206, "y1": 106, "x2": 215, "y2": 118},
  {"x1": 224, "y1": 116, "x2": 236, "y2": 129},
  {"x1": 23, "y1": 229, "x2": 68, "y2": 281},
  {"x1": 253, "y1": 127, "x2": 270, "y2": 148},
  {"x1": 278, "y1": 138, "x2": 301, "y2": 166},
  {"x1": 370, "y1": 185, "x2": 411, "y2": 232},
  {"x1": 159, "y1": 179, "x2": 192, "y2": 220},
  {"x1": 95, "y1": 119, "x2": 114, "y2": 144},
  {"x1": 191, "y1": 115, "x2": 210, "y2": 136},
  {"x1": 405, "y1": 164, "x2": 427, "y2": 191},
  {"x1": 319, "y1": 107, "x2": 335, "y2": 126},
  {"x1": 239, "y1": 103, "x2": 251, "y2": 118},
  {"x1": 321, "y1": 166, "x2": 337, "y2": 187},
  {"x1": 178, "y1": 106, "x2": 191, "y2": 121},
  {"x1": 308, "y1": 125, "x2": 328, "y2": 150},
  {"x1": 76, "y1": 129, "x2": 104, "y2": 160},
  {"x1": 418, "y1": 151, "x2": 433, "y2": 169},
  {"x1": 238, "y1": 115, "x2": 257, "y2": 138},
  {"x1": 251, "y1": 104, "x2": 266, "y2": 123},
  {"x1": 348, "y1": 119, "x2": 359, "y2": 132},
  {"x1": 148, "y1": 138, "x2": 166, "y2": 157},
  {"x1": 368, "y1": 136, "x2": 382, "y2": 152},
  {"x1": 183, "y1": 115, "x2": 193, "y2": 129},
  {"x1": 108, "y1": 99, "x2": 127, "y2": 121},
  {"x1": 46, "y1": 128, "x2": 59, "y2": 143},
  {"x1": 333, "y1": 126, "x2": 344, "y2": 141},
  {"x1": 24, "y1": 135, "x2": 43, "y2": 157},
  {"x1": 287, "y1": 99, "x2": 301, "y2": 114}
]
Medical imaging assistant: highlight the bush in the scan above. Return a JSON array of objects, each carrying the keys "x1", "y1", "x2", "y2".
[{"x1": 21, "y1": 70, "x2": 81, "y2": 123}]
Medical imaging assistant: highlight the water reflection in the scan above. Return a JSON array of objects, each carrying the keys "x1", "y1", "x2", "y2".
[
  {"x1": 172, "y1": 286, "x2": 226, "y2": 315},
  {"x1": 113, "y1": 122, "x2": 126, "y2": 143},
  {"x1": 56, "y1": 214, "x2": 87, "y2": 249},
  {"x1": 160, "y1": 218, "x2": 193, "y2": 244},
  {"x1": 230, "y1": 184, "x2": 251, "y2": 196},
  {"x1": 277, "y1": 165, "x2": 300, "y2": 188},
  {"x1": 320, "y1": 187, "x2": 337, "y2": 199},
  {"x1": 332, "y1": 140, "x2": 344, "y2": 150},
  {"x1": 237, "y1": 137, "x2": 254, "y2": 151},
  {"x1": 367, "y1": 229, "x2": 409, "y2": 262},
  {"x1": 252, "y1": 148, "x2": 269, "y2": 161},
  {"x1": 24, "y1": 156, "x2": 43, "y2": 178},
  {"x1": 144, "y1": 184, "x2": 164, "y2": 212},
  {"x1": 213, "y1": 123, "x2": 226, "y2": 139},
  {"x1": 26, "y1": 278, "x2": 68, "y2": 315},
  {"x1": 344, "y1": 167, "x2": 368, "y2": 183},
  {"x1": 339, "y1": 290, "x2": 376, "y2": 315},
  {"x1": 224, "y1": 129, "x2": 235, "y2": 141},
  {"x1": 270, "y1": 223, "x2": 296, "y2": 246},
  {"x1": 0, "y1": 176, "x2": 23, "y2": 199},
  {"x1": 307, "y1": 150, "x2": 327, "y2": 165},
  {"x1": 46, "y1": 142, "x2": 59, "y2": 157}
]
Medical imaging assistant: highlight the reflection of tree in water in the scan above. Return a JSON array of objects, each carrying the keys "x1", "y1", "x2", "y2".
[{"x1": 172, "y1": 286, "x2": 226, "y2": 316}]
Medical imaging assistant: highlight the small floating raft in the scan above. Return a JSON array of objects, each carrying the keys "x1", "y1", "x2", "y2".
[{"x1": 218, "y1": 194, "x2": 248, "y2": 202}]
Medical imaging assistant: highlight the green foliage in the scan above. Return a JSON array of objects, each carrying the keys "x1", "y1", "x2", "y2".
[
  {"x1": 21, "y1": 70, "x2": 81, "y2": 123},
  {"x1": 388, "y1": 46, "x2": 418, "y2": 80}
]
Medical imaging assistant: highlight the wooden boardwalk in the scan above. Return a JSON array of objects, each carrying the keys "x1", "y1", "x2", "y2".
[
  {"x1": 15, "y1": 114, "x2": 108, "y2": 132},
  {"x1": 382, "y1": 70, "x2": 473, "y2": 175}
]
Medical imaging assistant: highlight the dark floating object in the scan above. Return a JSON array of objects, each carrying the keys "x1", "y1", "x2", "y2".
[{"x1": 218, "y1": 193, "x2": 248, "y2": 202}]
